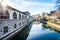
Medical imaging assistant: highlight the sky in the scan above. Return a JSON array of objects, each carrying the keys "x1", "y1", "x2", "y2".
[{"x1": 2, "y1": 0, "x2": 57, "y2": 15}]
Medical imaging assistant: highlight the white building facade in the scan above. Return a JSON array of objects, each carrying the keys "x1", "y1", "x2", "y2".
[{"x1": 0, "y1": 5, "x2": 33, "y2": 39}]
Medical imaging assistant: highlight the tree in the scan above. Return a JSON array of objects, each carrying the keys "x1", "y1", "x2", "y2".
[
  {"x1": 56, "y1": 0, "x2": 60, "y2": 19},
  {"x1": 56, "y1": 0, "x2": 60, "y2": 10}
]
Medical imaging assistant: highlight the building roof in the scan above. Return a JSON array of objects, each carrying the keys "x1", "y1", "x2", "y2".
[
  {"x1": 6, "y1": 5, "x2": 30, "y2": 15},
  {"x1": 50, "y1": 11, "x2": 56, "y2": 14},
  {"x1": 6, "y1": 5, "x2": 21, "y2": 13}
]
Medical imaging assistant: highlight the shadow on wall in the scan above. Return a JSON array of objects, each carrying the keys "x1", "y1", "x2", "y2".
[{"x1": 10, "y1": 22, "x2": 33, "y2": 40}]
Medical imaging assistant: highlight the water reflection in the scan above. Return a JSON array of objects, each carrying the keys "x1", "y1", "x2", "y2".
[
  {"x1": 11, "y1": 23, "x2": 33, "y2": 40},
  {"x1": 33, "y1": 21, "x2": 40, "y2": 24},
  {"x1": 27, "y1": 21, "x2": 60, "y2": 40},
  {"x1": 11, "y1": 21, "x2": 60, "y2": 40}
]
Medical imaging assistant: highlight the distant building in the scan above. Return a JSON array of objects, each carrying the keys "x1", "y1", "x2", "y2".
[
  {"x1": 49, "y1": 11, "x2": 57, "y2": 20},
  {"x1": 56, "y1": 9, "x2": 60, "y2": 19},
  {"x1": 32, "y1": 14, "x2": 41, "y2": 21},
  {"x1": 42, "y1": 11, "x2": 57, "y2": 20}
]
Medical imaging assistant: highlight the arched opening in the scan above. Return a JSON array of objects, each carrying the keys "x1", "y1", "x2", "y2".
[
  {"x1": 13, "y1": 12, "x2": 17, "y2": 19},
  {"x1": 4, "y1": 26, "x2": 8, "y2": 33},
  {"x1": 0, "y1": 10, "x2": 9, "y2": 19},
  {"x1": 22, "y1": 15, "x2": 24, "y2": 19},
  {"x1": 5, "y1": 10, "x2": 9, "y2": 19},
  {"x1": 19, "y1": 14, "x2": 21, "y2": 19},
  {"x1": 0, "y1": 12, "x2": 3, "y2": 19}
]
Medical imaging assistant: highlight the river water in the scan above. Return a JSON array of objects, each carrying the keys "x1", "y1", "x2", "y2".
[{"x1": 11, "y1": 21, "x2": 60, "y2": 40}]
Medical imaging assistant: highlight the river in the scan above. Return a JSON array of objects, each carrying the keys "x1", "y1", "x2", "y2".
[{"x1": 11, "y1": 21, "x2": 60, "y2": 40}]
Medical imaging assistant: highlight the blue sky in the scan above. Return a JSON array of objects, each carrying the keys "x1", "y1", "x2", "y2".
[
  {"x1": 25, "y1": 0, "x2": 56, "y2": 3},
  {"x1": 5, "y1": 0, "x2": 57, "y2": 15}
]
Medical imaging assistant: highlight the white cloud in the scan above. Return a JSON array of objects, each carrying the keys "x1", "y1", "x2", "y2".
[
  {"x1": 7, "y1": 0, "x2": 56, "y2": 15},
  {"x1": 22, "y1": 1, "x2": 55, "y2": 7}
]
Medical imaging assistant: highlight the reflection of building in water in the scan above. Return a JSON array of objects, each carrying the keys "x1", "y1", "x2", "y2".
[
  {"x1": 11, "y1": 23, "x2": 33, "y2": 40},
  {"x1": 33, "y1": 21, "x2": 40, "y2": 24},
  {"x1": 0, "y1": 1, "x2": 33, "y2": 39}
]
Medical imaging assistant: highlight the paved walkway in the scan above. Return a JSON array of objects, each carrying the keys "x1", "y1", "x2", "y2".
[{"x1": 47, "y1": 22, "x2": 60, "y2": 31}]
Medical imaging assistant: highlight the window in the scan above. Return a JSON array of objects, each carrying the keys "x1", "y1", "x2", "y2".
[
  {"x1": 22, "y1": 15, "x2": 24, "y2": 19},
  {"x1": 13, "y1": 12, "x2": 17, "y2": 19},
  {"x1": 19, "y1": 14, "x2": 21, "y2": 19},
  {"x1": 4, "y1": 26, "x2": 8, "y2": 33}
]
